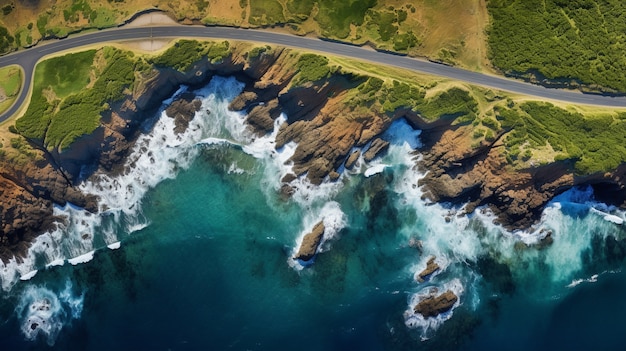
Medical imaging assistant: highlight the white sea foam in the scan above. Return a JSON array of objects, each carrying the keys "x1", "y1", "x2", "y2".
[
  {"x1": 16, "y1": 280, "x2": 84, "y2": 346},
  {"x1": 20, "y1": 270, "x2": 38, "y2": 281},
  {"x1": 0, "y1": 76, "x2": 247, "y2": 291},
  {"x1": 289, "y1": 201, "x2": 347, "y2": 269},
  {"x1": 68, "y1": 251, "x2": 95, "y2": 265},
  {"x1": 590, "y1": 208, "x2": 624, "y2": 225},
  {"x1": 383, "y1": 118, "x2": 422, "y2": 149},
  {"x1": 46, "y1": 259, "x2": 65, "y2": 268},
  {"x1": 364, "y1": 164, "x2": 388, "y2": 177},
  {"x1": 107, "y1": 242, "x2": 121, "y2": 250},
  {"x1": 403, "y1": 278, "x2": 464, "y2": 339}
]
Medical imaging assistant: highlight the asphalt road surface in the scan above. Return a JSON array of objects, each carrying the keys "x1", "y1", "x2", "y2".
[{"x1": 2, "y1": 25, "x2": 626, "y2": 123}]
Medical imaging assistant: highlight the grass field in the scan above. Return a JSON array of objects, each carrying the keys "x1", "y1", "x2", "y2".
[
  {"x1": 0, "y1": 65, "x2": 22, "y2": 115},
  {"x1": 0, "y1": 0, "x2": 490, "y2": 70},
  {"x1": 33, "y1": 50, "x2": 96, "y2": 98},
  {"x1": 16, "y1": 47, "x2": 140, "y2": 151}
]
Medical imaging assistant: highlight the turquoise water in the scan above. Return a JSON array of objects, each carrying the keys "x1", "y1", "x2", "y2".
[{"x1": 1, "y1": 77, "x2": 626, "y2": 350}]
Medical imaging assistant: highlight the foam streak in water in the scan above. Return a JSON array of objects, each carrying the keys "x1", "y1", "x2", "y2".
[
  {"x1": 16, "y1": 280, "x2": 84, "y2": 346},
  {"x1": 0, "y1": 76, "x2": 246, "y2": 291}
]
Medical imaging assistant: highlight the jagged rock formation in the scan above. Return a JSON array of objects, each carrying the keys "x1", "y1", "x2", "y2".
[
  {"x1": 414, "y1": 289, "x2": 458, "y2": 318},
  {"x1": 418, "y1": 126, "x2": 626, "y2": 229},
  {"x1": 2, "y1": 39, "x2": 625, "y2": 262},
  {"x1": 294, "y1": 221, "x2": 325, "y2": 262},
  {"x1": 165, "y1": 92, "x2": 202, "y2": 134},
  {"x1": 417, "y1": 256, "x2": 440, "y2": 282}
]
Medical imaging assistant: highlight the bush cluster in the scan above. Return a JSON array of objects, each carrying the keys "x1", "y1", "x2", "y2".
[{"x1": 488, "y1": 0, "x2": 626, "y2": 92}]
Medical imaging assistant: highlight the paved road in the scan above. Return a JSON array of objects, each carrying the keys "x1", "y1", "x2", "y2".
[{"x1": 2, "y1": 25, "x2": 626, "y2": 122}]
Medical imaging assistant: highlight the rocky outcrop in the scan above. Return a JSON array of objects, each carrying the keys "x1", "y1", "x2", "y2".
[
  {"x1": 414, "y1": 289, "x2": 458, "y2": 318},
  {"x1": 417, "y1": 256, "x2": 440, "y2": 282},
  {"x1": 165, "y1": 92, "x2": 202, "y2": 134},
  {"x1": 0, "y1": 45, "x2": 283, "y2": 261},
  {"x1": 363, "y1": 138, "x2": 390, "y2": 162},
  {"x1": 5, "y1": 38, "x2": 626, "y2": 263},
  {"x1": 246, "y1": 99, "x2": 281, "y2": 135},
  {"x1": 344, "y1": 150, "x2": 360, "y2": 170},
  {"x1": 0, "y1": 155, "x2": 99, "y2": 262},
  {"x1": 417, "y1": 126, "x2": 626, "y2": 229},
  {"x1": 294, "y1": 221, "x2": 325, "y2": 262}
]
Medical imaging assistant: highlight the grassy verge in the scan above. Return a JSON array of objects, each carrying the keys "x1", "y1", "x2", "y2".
[
  {"x1": 0, "y1": 65, "x2": 22, "y2": 115},
  {"x1": 151, "y1": 39, "x2": 231, "y2": 71}
]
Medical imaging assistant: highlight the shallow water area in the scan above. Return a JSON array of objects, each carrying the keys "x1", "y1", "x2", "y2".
[{"x1": 1, "y1": 76, "x2": 626, "y2": 350}]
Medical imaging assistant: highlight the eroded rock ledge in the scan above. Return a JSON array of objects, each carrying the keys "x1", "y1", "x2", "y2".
[
  {"x1": 417, "y1": 126, "x2": 626, "y2": 229},
  {"x1": 2, "y1": 40, "x2": 625, "y2": 262}
]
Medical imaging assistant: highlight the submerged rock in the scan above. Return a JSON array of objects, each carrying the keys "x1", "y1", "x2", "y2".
[
  {"x1": 414, "y1": 289, "x2": 458, "y2": 318},
  {"x1": 294, "y1": 221, "x2": 325, "y2": 262},
  {"x1": 417, "y1": 256, "x2": 440, "y2": 282}
]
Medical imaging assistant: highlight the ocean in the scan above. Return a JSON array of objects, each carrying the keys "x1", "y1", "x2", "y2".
[{"x1": 1, "y1": 76, "x2": 625, "y2": 350}]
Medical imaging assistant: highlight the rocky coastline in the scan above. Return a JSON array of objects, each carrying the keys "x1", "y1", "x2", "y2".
[
  {"x1": 1, "y1": 41, "x2": 625, "y2": 263},
  {"x1": 416, "y1": 124, "x2": 626, "y2": 229}
]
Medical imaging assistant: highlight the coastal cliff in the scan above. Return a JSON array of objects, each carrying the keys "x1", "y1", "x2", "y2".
[
  {"x1": 418, "y1": 124, "x2": 626, "y2": 229},
  {"x1": 1, "y1": 39, "x2": 625, "y2": 261}
]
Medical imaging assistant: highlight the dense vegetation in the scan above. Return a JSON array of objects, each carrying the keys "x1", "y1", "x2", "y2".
[
  {"x1": 249, "y1": 0, "x2": 285, "y2": 25},
  {"x1": 16, "y1": 48, "x2": 140, "y2": 151},
  {"x1": 151, "y1": 40, "x2": 231, "y2": 71},
  {"x1": 294, "y1": 54, "x2": 333, "y2": 85},
  {"x1": 0, "y1": 26, "x2": 14, "y2": 54},
  {"x1": 488, "y1": 0, "x2": 626, "y2": 93},
  {"x1": 494, "y1": 103, "x2": 626, "y2": 173},
  {"x1": 351, "y1": 75, "x2": 477, "y2": 121}
]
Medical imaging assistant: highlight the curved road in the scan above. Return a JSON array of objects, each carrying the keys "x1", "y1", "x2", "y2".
[{"x1": 2, "y1": 25, "x2": 626, "y2": 122}]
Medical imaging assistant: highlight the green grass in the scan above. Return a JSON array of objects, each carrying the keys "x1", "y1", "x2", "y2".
[
  {"x1": 417, "y1": 87, "x2": 477, "y2": 121},
  {"x1": 34, "y1": 50, "x2": 95, "y2": 98},
  {"x1": 0, "y1": 65, "x2": 21, "y2": 97},
  {"x1": 294, "y1": 54, "x2": 332, "y2": 85},
  {"x1": 347, "y1": 74, "x2": 477, "y2": 123},
  {"x1": 17, "y1": 48, "x2": 139, "y2": 151},
  {"x1": 286, "y1": 0, "x2": 315, "y2": 18},
  {"x1": 0, "y1": 65, "x2": 22, "y2": 115},
  {"x1": 152, "y1": 40, "x2": 232, "y2": 71},
  {"x1": 249, "y1": 0, "x2": 285, "y2": 25},
  {"x1": 488, "y1": 0, "x2": 626, "y2": 93},
  {"x1": 315, "y1": 0, "x2": 376, "y2": 39},
  {"x1": 495, "y1": 102, "x2": 626, "y2": 173}
]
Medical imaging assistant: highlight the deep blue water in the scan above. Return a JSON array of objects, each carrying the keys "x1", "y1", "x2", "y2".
[{"x1": 1, "y1": 77, "x2": 626, "y2": 350}]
